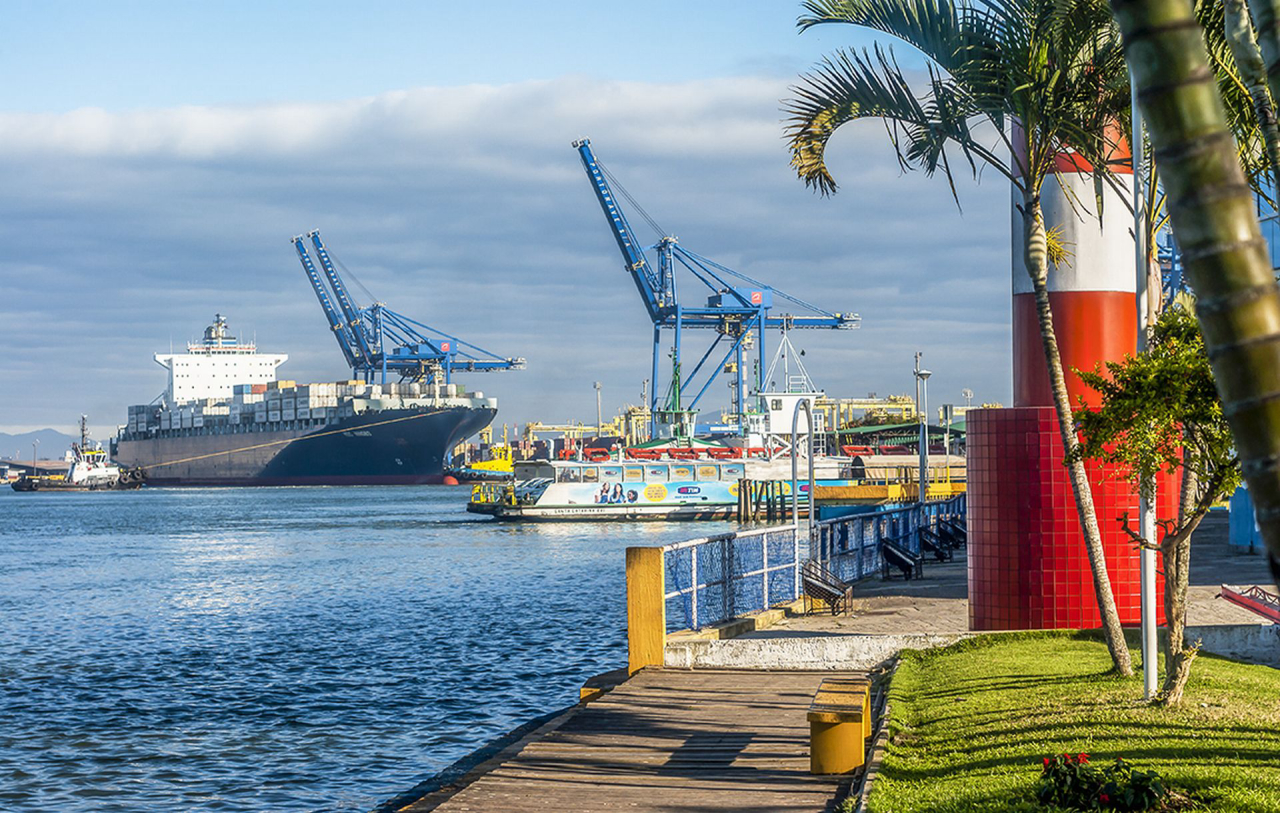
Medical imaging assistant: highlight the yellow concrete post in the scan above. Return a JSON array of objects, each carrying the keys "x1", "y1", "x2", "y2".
[
  {"x1": 809, "y1": 718, "x2": 866, "y2": 774},
  {"x1": 626, "y1": 546, "x2": 666, "y2": 674},
  {"x1": 807, "y1": 676, "x2": 873, "y2": 774}
]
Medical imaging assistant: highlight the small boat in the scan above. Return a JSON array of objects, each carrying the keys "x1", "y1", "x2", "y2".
[
  {"x1": 445, "y1": 444, "x2": 515, "y2": 484},
  {"x1": 12, "y1": 418, "x2": 145, "y2": 492}
]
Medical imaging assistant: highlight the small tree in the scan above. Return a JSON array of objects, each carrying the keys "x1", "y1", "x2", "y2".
[{"x1": 1073, "y1": 306, "x2": 1241, "y2": 705}]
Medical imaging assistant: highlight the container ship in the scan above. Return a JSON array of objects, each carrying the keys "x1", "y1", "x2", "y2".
[{"x1": 112, "y1": 315, "x2": 497, "y2": 486}]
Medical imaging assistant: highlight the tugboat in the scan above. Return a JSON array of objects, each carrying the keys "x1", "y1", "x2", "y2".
[{"x1": 12, "y1": 417, "x2": 144, "y2": 492}]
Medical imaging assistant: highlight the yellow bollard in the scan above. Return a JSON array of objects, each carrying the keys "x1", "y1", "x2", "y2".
[
  {"x1": 807, "y1": 677, "x2": 873, "y2": 774},
  {"x1": 809, "y1": 717, "x2": 866, "y2": 774}
]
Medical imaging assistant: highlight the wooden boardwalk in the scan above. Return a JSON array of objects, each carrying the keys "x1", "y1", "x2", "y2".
[{"x1": 405, "y1": 669, "x2": 858, "y2": 813}]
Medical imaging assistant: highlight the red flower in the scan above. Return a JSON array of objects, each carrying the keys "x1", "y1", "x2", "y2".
[
  {"x1": 1078, "y1": 753, "x2": 1089, "y2": 763},
  {"x1": 1100, "y1": 793, "x2": 1110, "y2": 803},
  {"x1": 1044, "y1": 758, "x2": 1051, "y2": 766}
]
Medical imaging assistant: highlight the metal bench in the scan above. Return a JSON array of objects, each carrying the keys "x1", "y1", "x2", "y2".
[
  {"x1": 801, "y1": 559, "x2": 854, "y2": 615},
  {"x1": 939, "y1": 518, "x2": 967, "y2": 548},
  {"x1": 807, "y1": 676, "x2": 872, "y2": 774},
  {"x1": 880, "y1": 538, "x2": 923, "y2": 580},
  {"x1": 919, "y1": 526, "x2": 953, "y2": 562}
]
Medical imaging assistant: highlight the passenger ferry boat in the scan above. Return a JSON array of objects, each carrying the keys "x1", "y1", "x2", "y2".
[{"x1": 467, "y1": 458, "x2": 754, "y2": 520}]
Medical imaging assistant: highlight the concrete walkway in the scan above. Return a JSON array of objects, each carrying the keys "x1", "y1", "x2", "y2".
[{"x1": 748, "y1": 511, "x2": 1273, "y2": 639}]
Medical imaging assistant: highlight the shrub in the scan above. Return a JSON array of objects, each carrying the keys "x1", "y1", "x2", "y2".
[{"x1": 1036, "y1": 754, "x2": 1168, "y2": 811}]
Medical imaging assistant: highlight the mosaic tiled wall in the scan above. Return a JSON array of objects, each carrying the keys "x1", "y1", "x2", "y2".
[{"x1": 968, "y1": 406, "x2": 1177, "y2": 630}]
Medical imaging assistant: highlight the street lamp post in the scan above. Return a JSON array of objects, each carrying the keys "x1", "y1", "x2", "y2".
[
  {"x1": 594, "y1": 381, "x2": 603, "y2": 436},
  {"x1": 1132, "y1": 81, "x2": 1159, "y2": 702},
  {"x1": 31, "y1": 438, "x2": 39, "y2": 476},
  {"x1": 914, "y1": 354, "x2": 932, "y2": 502}
]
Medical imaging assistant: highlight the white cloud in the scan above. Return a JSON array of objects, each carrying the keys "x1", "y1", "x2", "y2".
[{"x1": 0, "y1": 75, "x2": 1011, "y2": 439}]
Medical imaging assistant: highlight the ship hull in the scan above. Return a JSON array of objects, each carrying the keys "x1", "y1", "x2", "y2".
[{"x1": 114, "y1": 406, "x2": 495, "y2": 487}]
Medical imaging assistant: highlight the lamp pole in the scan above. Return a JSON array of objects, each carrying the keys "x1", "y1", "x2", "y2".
[
  {"x1": 914, "y1": 354, "x2": 932, "y2": 502},
  {"x1": 1132, "y1": 78, "x2": 1159, "y2": 701},
  {"x1": 31, "y1": 438, "x2": 39, "y2": 476},
  {"x1": 594, "y1": 381, "x2": 603, "y2": 436}
]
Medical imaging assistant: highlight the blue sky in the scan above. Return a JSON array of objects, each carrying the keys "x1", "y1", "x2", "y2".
[
  {"x1": 0, "y1": 2, "x2": 1008, "y2": 441},
  {"x1": 0, "y1": 2, "x2": 869, "y2": 112}
]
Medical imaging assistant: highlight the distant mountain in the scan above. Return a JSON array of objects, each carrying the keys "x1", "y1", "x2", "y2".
[{"x1": 0, "y1": 429, "x2": 77, "y2": 460}]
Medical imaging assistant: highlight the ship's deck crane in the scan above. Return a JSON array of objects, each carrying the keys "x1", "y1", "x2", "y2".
[
  {"x1": 572, "y1": 138, "x2": 860, "y2": 437},
  {"x1": 292, "y1": 229, "x2": 525, "y2": 384}
]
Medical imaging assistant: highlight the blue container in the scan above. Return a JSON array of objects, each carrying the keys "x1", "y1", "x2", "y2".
[{"x1": 1228, "y1": 486, "x2": 1263, "y2": 553}]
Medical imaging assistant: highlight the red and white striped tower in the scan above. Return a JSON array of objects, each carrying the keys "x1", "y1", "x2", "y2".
[
  {"x1": 967, "y1": 134, "x2": 1173, "y2": 631},
  {"x1": 1011, "y1": 138, "x2": 1135, "y2": 407}
]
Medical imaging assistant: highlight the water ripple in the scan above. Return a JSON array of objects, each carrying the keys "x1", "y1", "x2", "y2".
[{"x1": 0, "y1": 486, "x2": 734, "y2": 811}]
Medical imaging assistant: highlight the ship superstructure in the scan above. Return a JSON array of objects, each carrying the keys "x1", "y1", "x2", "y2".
[{"x1": 153, "y1": 314, "x2": 286, "y2": 403}]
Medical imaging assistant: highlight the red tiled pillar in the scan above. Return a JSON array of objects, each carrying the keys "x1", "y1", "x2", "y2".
[
  {"x1": 969, "y1": 132, "x2": 1172, "y2": 630},
  {"x1": 968, "y1": 408, "x2": 1174, "y2": 629}
]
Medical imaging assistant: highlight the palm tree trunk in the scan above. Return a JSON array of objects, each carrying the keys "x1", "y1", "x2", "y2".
[
  {"x1": 1113, "y1": 0, "x2": 1280, "y2": 590},
  {"x1": 1226, "y1": 0, "x2": 1280, "y2": 192},
  {"x1": 1023, "y1": 193, "x2": 1134, "y2": 676},
  {"x1": 1158, "y1": 454, "x2": 1199, "y2": 706}
]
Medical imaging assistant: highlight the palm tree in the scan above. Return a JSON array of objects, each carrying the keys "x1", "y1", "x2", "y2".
[
  {"x1": 1111, "y1": 0, "x2": 1280, "y2": 585},
  {"x1": 786, "y1": 0, "x2": 1136, "y2": 674}
]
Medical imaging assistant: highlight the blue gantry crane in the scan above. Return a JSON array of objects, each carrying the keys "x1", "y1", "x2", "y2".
[
  {"x1": 292, "y1": 229, "x2": 525, "y2": 384},
  {"x1": 573, "y1": 138, "x2": 860, "y2": 436}
]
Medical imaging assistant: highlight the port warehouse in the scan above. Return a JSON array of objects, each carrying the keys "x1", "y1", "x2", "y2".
[{"x1": 123, "y1": 379, "x2": 472, "y2": 437}]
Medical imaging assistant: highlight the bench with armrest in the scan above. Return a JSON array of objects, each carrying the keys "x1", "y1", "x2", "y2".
[
  {"x1": 808, "y1": 676, "x2": 873, "y2": 774},
  {"x1": 919, "y1": 525, "x2": 953, "y2": 562},
  {"x1": 880, "y1": 537, "x2": 924, "y2": 580},
  {"x1": 801, "y1": 559, "x2": 854, "y2": 615},
  {"x1": 939, "y1": 518, "x2": 967, "y2": 548}
]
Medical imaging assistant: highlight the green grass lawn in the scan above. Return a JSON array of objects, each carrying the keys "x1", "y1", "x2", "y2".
[{"x1": 867, "y1": 632, "x2": 1280, "y2": 812}]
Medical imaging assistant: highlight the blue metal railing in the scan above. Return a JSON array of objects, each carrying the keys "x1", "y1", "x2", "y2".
[
  {"x1": 658, "y1": 494, "x2": 967, "y2": 632},
  {"x1": 811, "y1": 494, "x2": 967, "y2": 583},
  {"x1": 661, "y1": 525, "x2": 801, "y2": 632}
]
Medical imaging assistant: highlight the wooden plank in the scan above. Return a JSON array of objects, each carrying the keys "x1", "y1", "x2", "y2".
[{"x1": 412, "y1": 668, "x2": 864, "y2": 812}]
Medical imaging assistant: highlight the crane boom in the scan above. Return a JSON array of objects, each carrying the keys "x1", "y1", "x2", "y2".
[
  {"x1": 308, "y1": 229, "x2": 376, "y2": 362},
  {"x1": 292, "y1": 235, "x2": 359, "y2": 368},
  {"x1": 572, "y1": 138, "x2": 860, "y2": 438},
  {"x1": 293, "y1": 229, "x2": 525, "y2": 384},
  {"x1": 573, "y1": 138, "x2": 668, "y2": 322}
]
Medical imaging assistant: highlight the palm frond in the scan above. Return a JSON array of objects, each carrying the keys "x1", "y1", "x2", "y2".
[
  {"x1": 798, "y1": 0, "x2": 971, "y2": 72},
  {"x1": 785, "y1": 45, "x2": 999, "y2": 195}
]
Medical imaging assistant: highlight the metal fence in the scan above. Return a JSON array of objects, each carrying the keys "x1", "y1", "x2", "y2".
[
  {"x1": 811, "y1": 494, "x2": 967, "y2": 584},
  {"x1": 661, "y1": 525, "x2": 802, "y2": 632},
  {"x1": 659, "y1": 494, "x2": 967, "y2": 632}
]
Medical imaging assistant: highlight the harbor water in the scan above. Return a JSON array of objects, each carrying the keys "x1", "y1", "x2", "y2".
[{"x1": 0, "y1": 486, "x2": 734, "y2": 812}]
